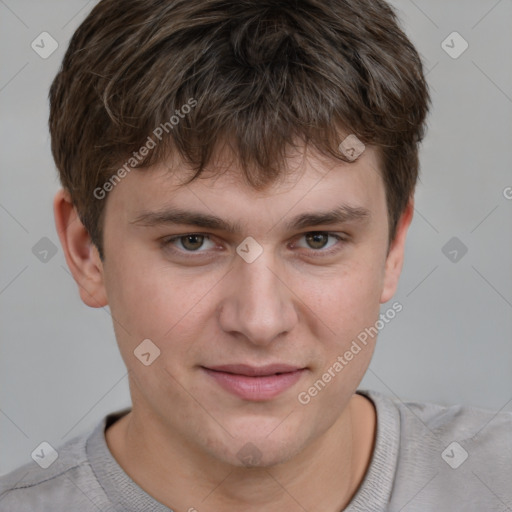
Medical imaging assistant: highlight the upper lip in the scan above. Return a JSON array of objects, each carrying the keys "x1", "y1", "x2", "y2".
[{"x1": 203, "y1": 364, "x2": 305, "y2": 377}]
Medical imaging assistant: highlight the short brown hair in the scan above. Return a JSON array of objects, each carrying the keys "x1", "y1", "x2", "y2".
[{"x1": 49, "y1": 0, "x2": 431, "y2": 261}]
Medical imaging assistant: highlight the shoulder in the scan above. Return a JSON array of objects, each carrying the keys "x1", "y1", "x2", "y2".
[
  {"x1": 397, "y1": 391, "x2": 510, "y2": 427},
  {"x1": 363, "y1": 388, "x2": 512, "y2": 447},
  {"x1": 0, "y1": 422, "x2": 109, "y2": 512},
  {"x1": 362, "y1": 389, "x2": 512, "y2": 511},
  {"x1": 393, "y1": 392, "x2": 512, "y2": 458}
]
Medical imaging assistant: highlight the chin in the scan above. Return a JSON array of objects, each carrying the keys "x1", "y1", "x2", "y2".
[{"x1": 210, "y1": 428, "x2": 307, "y2": 469}]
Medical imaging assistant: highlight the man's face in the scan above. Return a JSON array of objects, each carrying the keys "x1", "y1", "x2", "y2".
[{"x1": 97, "y1": 143, "x2": 405, "y2": 467}]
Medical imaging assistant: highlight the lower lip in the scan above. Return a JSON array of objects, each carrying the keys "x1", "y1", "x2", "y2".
[{"x1": 201, "y1": 367, "x2": 306, "y2": 401}]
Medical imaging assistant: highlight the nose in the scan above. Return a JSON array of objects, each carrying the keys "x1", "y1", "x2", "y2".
[{"x1": 217, "y1": 248, "x2": 298, "y2": 346}]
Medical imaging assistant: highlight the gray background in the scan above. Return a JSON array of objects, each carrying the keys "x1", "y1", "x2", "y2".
[{"x1": 1, "y1": 0, "x2": 511, "y2": 476}]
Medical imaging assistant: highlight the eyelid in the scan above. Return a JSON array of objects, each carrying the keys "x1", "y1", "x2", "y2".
[
  {"x1": 290, "y1": 232, "x2": 348, "y2": 254},
  {"x1": 160, "y1": 232, "x2": 217, "y2": 252}
]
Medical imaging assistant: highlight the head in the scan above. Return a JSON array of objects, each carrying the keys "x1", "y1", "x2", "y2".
[{"x1": 51, "y1": 0, "x2": 430, "y2": 468}]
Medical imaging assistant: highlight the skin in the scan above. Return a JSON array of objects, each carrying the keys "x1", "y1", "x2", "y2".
[{"x1": 54, "y1": 141, "x2": 413, "y2": 512}]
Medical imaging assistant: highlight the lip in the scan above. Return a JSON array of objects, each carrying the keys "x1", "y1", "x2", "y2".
[
  {"x1": 201, "y1": 364, "x2": 307, "y2": 401},
  {"x1": 205, "y1": 363, "x2": 304, "y2": 377}
]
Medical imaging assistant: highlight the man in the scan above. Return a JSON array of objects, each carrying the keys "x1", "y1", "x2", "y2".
[{"x1": 1, "y1": 0, "x2": 510, "y2": 510}]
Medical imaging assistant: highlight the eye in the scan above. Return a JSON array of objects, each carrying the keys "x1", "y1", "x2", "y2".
[
  {"x1": 293, "y1": 232, "x2": 347, "y2": 255},
  {"x1": 161, "y1": 233, "x2": 216, "y2": 253},
  {"x1": 160, "y1": 231, "x2": 348, "y2": 257}
]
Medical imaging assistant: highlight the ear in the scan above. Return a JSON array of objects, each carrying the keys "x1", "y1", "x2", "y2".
[
  {"x1": 380, "y1": 197, "x2": 414, "y2": 304},
  {"x1": 53, "y1": 188, "x2": 108, "y2": 308}
]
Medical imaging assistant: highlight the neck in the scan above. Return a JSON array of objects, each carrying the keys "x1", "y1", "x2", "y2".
[{"x1": 105, "y1": 393, "x2": 375, "y2": 512}]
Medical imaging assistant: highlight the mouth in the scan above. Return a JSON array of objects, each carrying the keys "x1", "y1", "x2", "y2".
[
  {"x1": 200, "y1": 364, "x2": 307, "y2": 401},
  {"x1": 203, "y1": 363, "x2": 306, "y2": 377}
]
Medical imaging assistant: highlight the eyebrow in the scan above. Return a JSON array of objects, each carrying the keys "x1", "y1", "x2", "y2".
[{"x1": 129, "y1": 204, "x2": 371, "y2": 233}]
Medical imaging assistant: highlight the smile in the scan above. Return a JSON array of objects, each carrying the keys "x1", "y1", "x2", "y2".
[{"x1": 201, "y1": 366, "x2": 307, "y2": 401}]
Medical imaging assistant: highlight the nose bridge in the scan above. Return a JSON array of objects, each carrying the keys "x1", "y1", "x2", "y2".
[{"x1": 219, "y1": 245, "x2": 297, "y2": 345}]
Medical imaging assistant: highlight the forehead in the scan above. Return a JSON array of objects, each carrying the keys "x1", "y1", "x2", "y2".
[{"x1": 105, "y1": 142, "x2": 385, "y2": 233}]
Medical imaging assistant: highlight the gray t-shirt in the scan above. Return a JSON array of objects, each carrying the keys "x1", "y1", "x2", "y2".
[{"x1": 1, "y1": 389, "x2": 511, "y2": 511}]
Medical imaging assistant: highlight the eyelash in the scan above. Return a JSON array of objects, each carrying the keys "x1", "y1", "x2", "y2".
[{"x1": 160, "y1": 232, "x2": 348, "y2": 257}]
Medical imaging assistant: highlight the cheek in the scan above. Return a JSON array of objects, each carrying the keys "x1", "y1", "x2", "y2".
[
  {"x1": 300, "y1": 257, "x2": 384, "y2": 344},
  {"x1": 105, "y1": 249, "x2": 220, "y2": 354},
  {"x1": 293, "y1": 262, "x2": 383, "y2": 411}
]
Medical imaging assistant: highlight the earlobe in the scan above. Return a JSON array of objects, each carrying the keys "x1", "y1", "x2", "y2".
[
  {"x1": 53, "y1": 188, "x2": 108, "y2": 308},
  {"x1": 380, "y1": 197, "x2": 414, "y2": 304}
]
